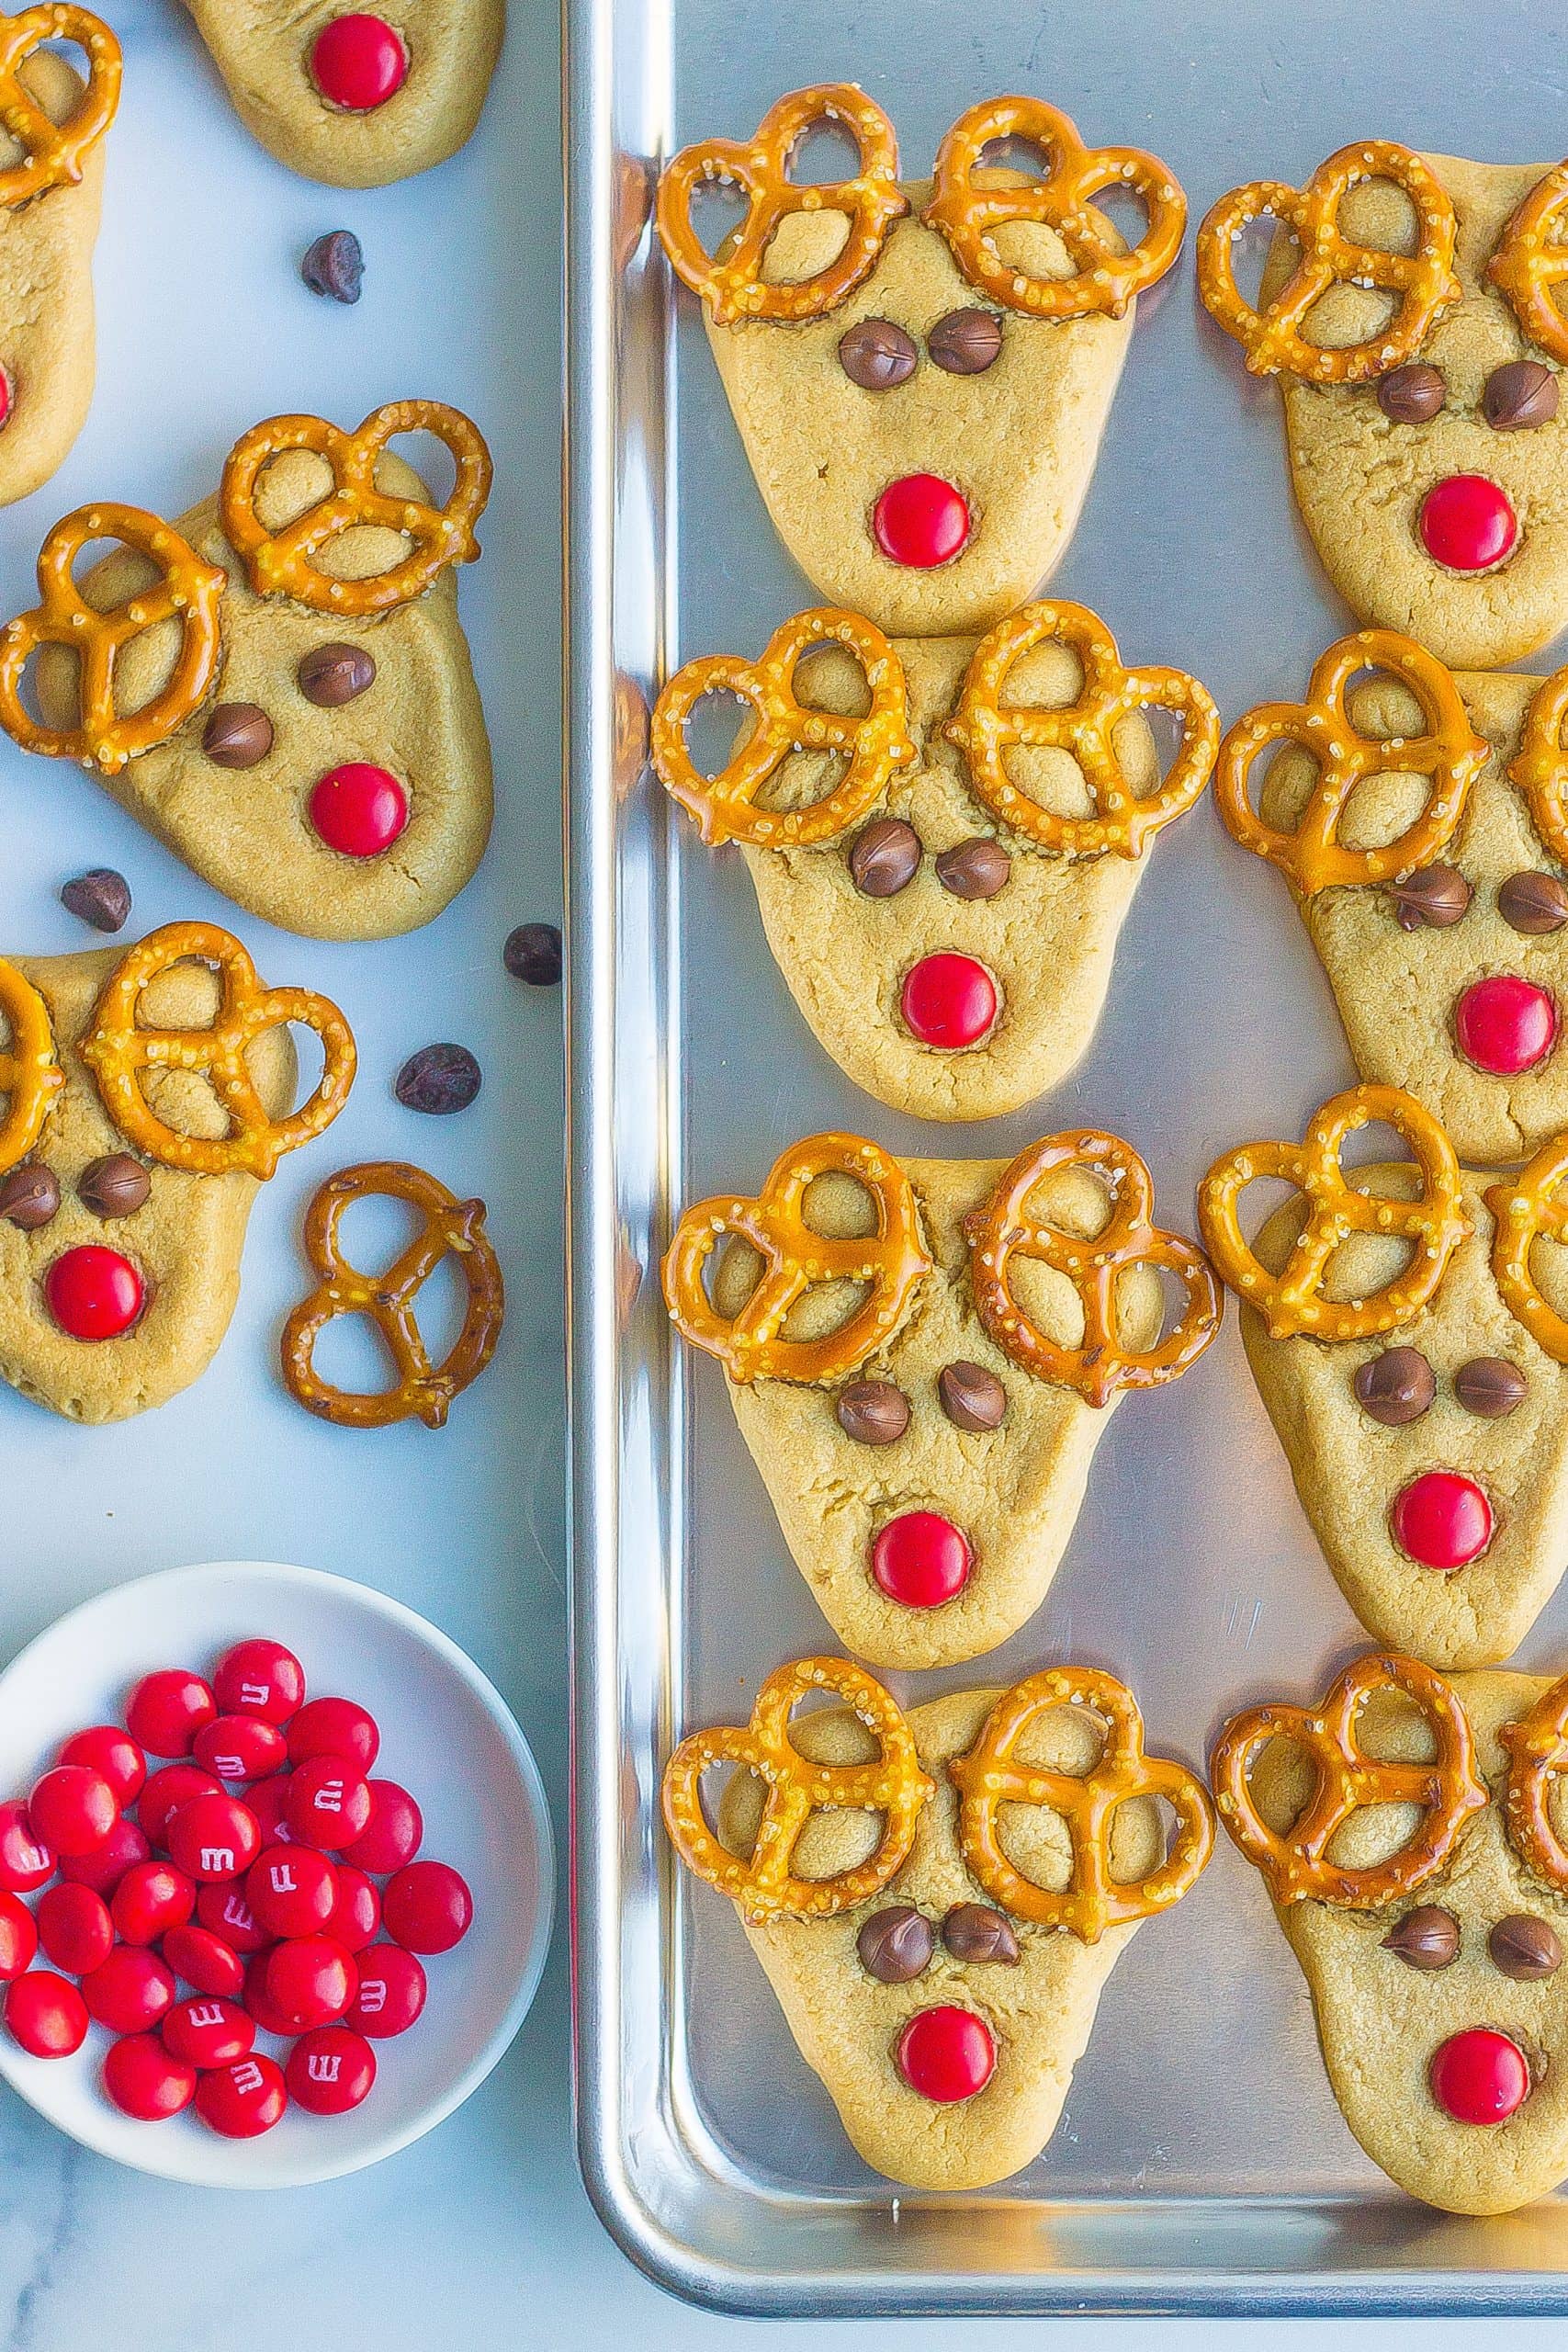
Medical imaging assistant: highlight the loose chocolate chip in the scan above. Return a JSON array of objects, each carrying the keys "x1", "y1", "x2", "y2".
[
  {"x1": 0, "y1": 1162, "x2": 59, "y2": 1229},
  {"x1": 1377, "y1": 362, "x2": 1446, "y2": 424},
  {"x1": 1388, "y1": 862, "x2": 1471, "y2": 930},
  {"x1": 1382, "y1": 1905, "x2": 1461, "y2": 1970},
  {"x1": 835, "y1": 1378, "x2": 910, "y2": 1446},
  {"x1": 1454, "y1": 1355, "x2": 1528, "y2": 1419},
  {"x1": 1353, "y1": 1346, "x2": 1436, "y2": 1426},
  {"x1": 838, "y1": 317, "x2": 918, "y2": 391},
  {"x1": 1499, "y1": 869, "x2": 1568, "y2": 934},
  {"x1": 301, "y1": 229, "x2": 365, "y2": 304},
  {"x1": 394, "y1": 1043, "x2": 482, "y2": 1114},
  {"x1": 60, "y1": 868, "x2": 130, "y2": 933},
  {"x1": 1490, "y1": 1914, "x2": 1563, "y2": 1980},
  {"x1": 203, "y1": 703, "x2": 274, "y2": 769},
  {"x1": 1483, "y1": 358, "x2": 1560, "y2": 432},
  {"x1": 856, "y1": 1904, "x2": 934, "y2": 1983},
  {"x1": 934, "y1": 836, "x2": 1010, "y2": 899},
  {"x1": 77, "y1": 1153, "x2": 151, "y2": 1219},
  {"x1": 299, "y1": 642, "x2": 376, "y2": 707},
  {"x1": 503, "y1": 922, "x2": 563, "y2": 987},
  {"x1": 929, "y1": 308, "x2": 1003, "y2": 376},
  {"x1": 938, "y1": 1359, "x2": 1007, "y2": 1431},
  {"x1": 942, "y1": 1902, "x2": 1020, "y2": 1964},
  {"x1": 849, "y1": 817, "x2": 921, "y2": 898}
]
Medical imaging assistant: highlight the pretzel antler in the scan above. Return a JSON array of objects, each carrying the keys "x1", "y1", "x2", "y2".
[
  {"x1": 0, "y1": 6, "x2": 120, "y2": 209},
  {"x1": 1487, "y1": 1136, "x2": 1568, "y2": 1366},
  {"x1": 0, "y1": 958, "x2": 62, "y2": 1173},
  {"x1": 1489, "y1": 163, "x2": 1568, "y2": 367},
  {"x1": 1502, "y1": 1677, "x2": 1568, "y2": 1894},
  {"x1": 1506, "y1": 664, "x2": 1568, "y2": 868}
]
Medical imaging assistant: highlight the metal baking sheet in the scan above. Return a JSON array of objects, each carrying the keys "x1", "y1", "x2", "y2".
[{"x1": 565, "y1": 0, "x2": 1568, "y2": 2314}]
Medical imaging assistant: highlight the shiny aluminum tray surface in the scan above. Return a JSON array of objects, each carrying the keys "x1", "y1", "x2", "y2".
[{"x1": 565, "y1": 0, "x2": 1568, "y2": 2314}]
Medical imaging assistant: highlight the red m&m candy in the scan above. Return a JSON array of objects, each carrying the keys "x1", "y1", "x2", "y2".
[
  {"x1": 287, "y1": 2025, "x2": 377, "y2": 2117},
  {"x1": 28, "y1": 1764, "x2": 118, "y2": 1858},
  {"x1": 61, "y1": 1815, "x2": 149, "y2": 1898},
  {"x1": 194, "y1": 1715, "x2": 288, "y2": 1784},
  {"x1": 44, "y1": 1245, "x2": 144, "y2": 1340},
  {"x1": 310, "y1": 14, "x2": 409, "y2": 111},
  {"x1": 1391, "y1": 1471, "x2": 1494, "y2": 1569},
  {"x1": 870, "y1": 1510, "x2": 973, "y2": 1608},
  {"x1": 140, "y1": 1763, "x2": 221, "y2": 1849},
  {"x1": 1429, "y1": 2028, "x2": 1529, "y2": 2124},
  {"x1": 162, "y1": 1922, "x2": 246, "y2": 2000},
  {"x1": 346, "y1": 1942, "x2": 425, "y2": 2037},
  {"x1": 195, "y1": 2053, "x2": 288, "y2": 2139},
  {"x1": 197, "y1": 1883, "x2": 271, "y2": 1956},
  {"x1": 1418, "y1": 474, "x2": 1517, "y2": 571},
  {"x1": 895, "y1": 2005, "x2": 995, "y2": 2102},
  {"x1": 5, "y1": 1970, "x2": 88, "y2": 2058},
  {"x1": 82, "y1": 1945, "x2": 175, "y2": 2035},
  {"x1": 0, "y1": 1800, "x2": 54, "y2": 1894},
  {"x1": 873, "y1": 474, "x2": 970, "y2": 568},
  {"x1": 126, "y1": 1670, "x2": 217, "y2": 1759},
  {"x1": 266, "y1": 1934, "x2": 356, "y2": 2030},
  {"x1": 288, "y1": 1695, "x2": 379, "y2": 1773},
  {"x1": 164, "y1": 1996, "x2": 254, "y2": 2070},
  {"x1": 60, "y1": 1725, "x2": 146, "y2": 1807},
  {"x1": 287, "y1": 1756, "x2": 373, "y2": 1849},
  {"x1": 899, "y1": 953, "x2": 997, "y2": 1048},
  {"x1": 103, "y1": 2033, "x2": 197, "y2": 2122},
  {"x1": 1454, "y1": 976, "x2": 1556, "y2": 1076},
  {"x1": 213, "y1": 1639, "x2": 306, "y2": 1726},
  {"x1": 247, "y1": 1843, "x2": 338, "y2": 1939},
  {"x1": 35, "y1": 1883, "x2": 113, "y2": 1975},
  {"x1": 310, "y1": 763, "x2": 409, "y2": 857},
  {"x1": 0, "y1": 1891, "x2": 37, "y2": 1979},
  {"x1": 165, "y1": 1792, "x2": 261, "y2": 1884},
  {"x1": 343, "y1": 1780, "x2": 422, "y2": 1873},
  {"x1": 325, "y1": 1864, "x2": 381, "y2": 1952},
  {"x1": 112, "y1": 1860, "x2": 195, "y2": 1946},
  {"x1": 382, "y1": 1860, "x2": 472, "y2": 1954},
  {"x1": 243, "y1": 1951, "x2": 299, "y2": 2037}
]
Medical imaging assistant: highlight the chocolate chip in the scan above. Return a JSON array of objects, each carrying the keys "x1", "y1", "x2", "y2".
[
  {"x1": 835, "y1": 1378, "x2": 910, "y2": 1446},
  {"x1": 77, "y1": 1153, "x2": 151, "y2": 1219},
  {"x1": 938, "y1": 1360, "x2": 1007, "y2": 1431},
  {"x1": 1353, "y1": 1346, "x2": 1436, "y2": 1425},
  {"x1": 394, "y1": 1044, "x2": 482, "y2": 1114},
  {"x1": 849, "y1": 817, "x2": 920, "y2": 898},
  {"x1": 837, "y1": 318, "x2": 918, "y2": 390},
  {"x1": 299, "y1": 642, "x2": 376, "y2": 707},
  {"x1": 934, "y1": 837, "x2": 1010, "y2": 899},
  {"x1": 942, "y1": 1903, "x2": 1019, "y2": 1963},
  {"x1": 203, "y1": 703, "x2": 274, "y2": 769},
  {"x1": 928, "y1": 308, "x2": 1003, "y2": 376},
  {"x1": 1454, "y1": 1356, "x2": 1528, "y2": 1419},
  {"x1": 1388, "y1": 863, "x2": 1471, "y2": 929},
  {"x1": 0, "y1": 1162, "x2": 59, "y2": 1229},
  {"x1": 1490, "y1": 1914, "x2": 1562, "y2": 1979},
  {"x1": 856, "y1": 1904, "x2": 933, "y2": 1983},
  {"x1": 301, "y1": 229, "x2": 364, "y2": 304},
  {"x1": 503, "y1": 922, "x2": 563, "y2": 987},
  {"x1": 1377, "y1": 362, "x2": 1446, "y2": 424},
  {"x1": 1483, "y1": 358, "x2": 1559, "y2": 432},
  {"x1": 60, "y1": 868, "x2": 130, "y2": 933},
  {"x1": 1499, "y1": 869, "x2": 1568, "y2": 934},
  {"x1": 1382, "y1": 1905, "x2": 1460, "y2": 1970}
]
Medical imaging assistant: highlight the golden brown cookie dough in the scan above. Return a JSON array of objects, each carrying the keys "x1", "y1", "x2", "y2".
[{"x1": 0, "y1": 48, "x2": 109, "y2": 507}]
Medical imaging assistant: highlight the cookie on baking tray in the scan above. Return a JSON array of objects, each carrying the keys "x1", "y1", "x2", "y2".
[
  {"x1": 0, "y1": 922, "x2": 355, "y2": 1422},
  {"x1": 651, "y1": 600, "x2": 1218, "y2": 1120},
  {"x1": 663, "y1": 1656, "x2": 1213, "y2": 2190},
  {"x1": 662, "y1": 1128, "x2": 1221, "y2": 1670},
  {"x1": 183, "y1": 2, "x2": 503, "y2": 188},
  {"x1": 655, "y1": 85, "x2": 1185, "y2": 635},
  {"x1": 1199, "y1": 142, "x2": 1568, "y2": 671},
  {"x1": 0, "y1": 401, "x2": 493, "y2": 944}
]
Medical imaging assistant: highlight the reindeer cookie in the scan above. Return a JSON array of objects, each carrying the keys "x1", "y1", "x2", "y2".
[
  {"x1": 0, "y1": 402, "x2": 493, "y2": 944},
  {"x1": 656, "y1": 87, "x2": 1185, "y2": 635},
  {"x1": 1213, "y1": 1651, "x2": 1568, "y2": 2214},
  {"x1": 0, "y1": 922, "x2": 355, "y2": 1421},
  {"x1": 183, "y1": 4, "x2": 503, "y2": 188},
  {"x1": 1199, "y1": 144, "x2": 1568, "y2": 670},
  {"x1": 664, "y1": 1657, "x2": 1213, "y2": 2189},
  {"x1": 652, "y1": 601, "x2": 1217, "y2": 1119},
  {"x1": 663, "y1": 1128, "x2": 1220, "y2": 1669}
]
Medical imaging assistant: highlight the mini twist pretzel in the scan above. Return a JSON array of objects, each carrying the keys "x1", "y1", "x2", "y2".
[
  {"x1": 1501, "y1": 1677, "x2": 1568, "y2": 1894},
  {"x1": 923, "y1": 96, "x2": 1186, "y2": 322},
  {"x1": 655, "y1": 84, "x2": 908, "y2": 326},
  {"x1": 1486, "y1": 1136, "x2": 1568, "y2": 1367},
  {"x1": 662, "y1": 1132, "x2": 931, "y2": 1385},
  {"x1": 1212, "y1": 1652, "x2": 1488, "y2": 1908},
  {"x1": 0, "y1": 6, "x2": 120, "y2": 209},
  {"x1": 219, "y1": 401, "x2": 492, "y2": 618},
  {"x1": 78, "y1": 922, "x2": 355, "y2": 1181},
  {"x1": 661, "y1": 1656, "x2": 935, "y2": 1922},
  {"x1": 948, "y1": 1668, "x2": 1213, "y2": 1942},
  {"x1": 963, "y1": 1133, "x2": 1222, "y2": 1408},
  {"x1": 944, "y1": 602, "x2": 1219, "y2": 860},
  {"x1": 650, "y1": 608, "x2": 916, "y2": 849},
  {"x1": 1197, "y1": 141, "x2": 1460, "y2": 381},
  {"x1": 1489, "y1": 164, "x2": 1568, "y2": 368},
  {"x1": 1506, "y1": 664, "x2": 1568, "y2": 867},
  {"x1": 281, "y1": 1162, "x2": 504, "y2": 1430},
  {"x1": 0, "y1": 958, "x2": 62, "y2": 1172},
  {"x1": 0, "y1": 505, "x2": 226, "y2": 775},
  {"x1": 1214, "y1": 629, "x2": 1487, "y2": 896},
  {"x1": 1199, "y1": 1084, "x2": 1469, "y2": 1343}
]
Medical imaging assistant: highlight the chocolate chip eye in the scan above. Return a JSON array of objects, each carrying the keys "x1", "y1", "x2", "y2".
[
  {"x1": 849, "y1": 817, "x2": 920, "y2": 897},
  {"x1": 1499, "y1": 869, "x2": 1568, "y2": 934},
  {"x1": 934, "y1": 838, "x2": 1010, "y2": 899},
  {"x1": 1453, "y1": 1357, "x2": 1528, "y2": 1418},
  {"x1": 838, "y1": 317, "x2": 918, "y2": 390},
  {"x1": 938, "y1": 1360, "x2": 1007, "y2": 1430},
  {"x1": 928, "y1": 308, "x2": 1003, "y2": 376},
  {"x1": 0, "y1": 1161, "x2": 59, "y2": 1229},
  {"x1": 1483, "y1": 359, "x2": 1560, "y2": 432},
  {"x1": 78, "y1": 1154, "x2": 151, "y2": 1220},
  {"x1": 1489, "y1": 1914, "x2": 1563, "y2": 1979},
  {"x1": 1382, "y1": 1905, "x2": 1460, "y2": 1969},
  {"x1": 942, "y1": 1902, "x2": 1019, "y2": 1963},
  {"x1": 1387, "y1": 863, "x2": 1471, "y2": 929},
  {"x1": 856, "y1": 1904, "x2": 934, "y2": 1982},
  {"x1": 1377, "y1": 362, "x2": 1445, "y2": 424},
  {"x1": 835, "y1": 1378, "x2": 910, "y2": 1445},
  {"x1": 1353, "y1": 1346, "x2": 1435, "y2": 1425}
]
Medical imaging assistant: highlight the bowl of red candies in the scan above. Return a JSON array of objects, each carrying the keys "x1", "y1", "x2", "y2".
[{"x1": 0, "y1": 1561, "x2": 553, "y2": 2184}]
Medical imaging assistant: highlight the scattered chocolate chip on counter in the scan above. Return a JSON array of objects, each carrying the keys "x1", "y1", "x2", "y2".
[
  {"x1": 301, "y1": 229, "x2": 364, "y2": 304},
  {"x1": 60, "y1": 868, "x2": 130, "y2": 933},
  {"x1": 395, "y1": 1043, "x2": 483, "y2": 1114},
  {"x1": 504, "y1": 922, "x2": 562, "y2": 987}
]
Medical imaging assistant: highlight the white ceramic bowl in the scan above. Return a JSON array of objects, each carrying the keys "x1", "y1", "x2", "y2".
[{"x1": 0, "y1": 1561, "x2": 554, "y2": 2186}]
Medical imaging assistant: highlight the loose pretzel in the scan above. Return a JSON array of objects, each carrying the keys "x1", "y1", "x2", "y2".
[
  {"x1": 948, "y1": 1668, "x2": 1213, "y2": 1942},
  {"x1": 1489, "y1": 164, "x2": 1568, "y2": 368},
  {"x1": 78, "y1": 922, "x2": 355, "y2": 1181},
  {"x1": 650, "y1": 608, "x2": 916, "y2": 849},
  {"x1": 1214, "y1": 630, "x2": 1487, "y2": 896},
  {"x1": 1197, "y1": 141, "x2": 1460, "y2": 381},
  {"x1": 1487, "y1": 1136, "x2": 1568, "y2": 1367},
  {"x1": 0, "y1": 505, "x2": 226, "y2": 775},
  {"x1": 219, "y1": 401, "x2": 492, "y2": 618},
  {"x1": 0, "y1": 958, "x2": 62, "y2": 1172},
  {"x1": 281, "y1": 1162, "x2": 504, "y2": 1430},
  {"x1": 923, "y1": 96, "x2": 1186, "y2": 322},
  {"x1": 661, "y1": 1656, "x2": 935, "y2": 1922},
  {"x1": 1507, "y1": 664, "x2": 1568, "y2": 868},
  {"x1": 944, "y1": 602, "x2": 1219, "y2": 859},
  {"x1": 1212, "y1": 1652, "x2": 1487, "y2": 1908},
  {"x1": 1501, "y1": 1677, "x2": 1568, "y2": 1894},
  {"x1": 0, "y1": 6, "x2": 120, "y2": 209},
  {"x1": 1198, "y1": 1083, "x2": 1469, "y2": 1343},
  {"x1": 662, "y1": 1132, "x2": 931, "y2": 1385},
  {"x1": 655, "y1": 84, "x2": 908, "y2": 326},
  {"x1": 963, "y1": 1132, "x2": 1221, "y2": 1408}
]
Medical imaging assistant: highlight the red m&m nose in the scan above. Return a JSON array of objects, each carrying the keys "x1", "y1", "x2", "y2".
[
  {"x1": 1454, "y1": 975, "x2": 1556, "y2": 1074},
  {"x1": 1429, "y1": 2028, "x2": 1529, "y2": 2124},
  {"x1": 1418, "y1": 475, "x2": 1517, "y2": 571},
  {"x1": 310, "y1": 763, "x2": 409, "y2": 857},
  {"x1": 1392, "y1": 1471, "x2": 1493, "y2": 1569},
  {"x1": 44, "y1": 1246, "x2": 144, "y2": 1340},
  {"x1": 310, "y1": 14, "x2": 409, "y2": 110},
  {"x1": 896, "y1": 2006, "x2": 996, "y2": 2102},
  {"x1": 871, "y1": 1511, "x2": 972, "y2": 1608},
  {"x1": 873, "y1": 474, "x2": 970, "y2": 568},
  {"x1": 900, "y1": 953, "x2": 997, "y2": 1048}
]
